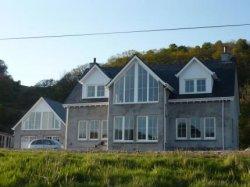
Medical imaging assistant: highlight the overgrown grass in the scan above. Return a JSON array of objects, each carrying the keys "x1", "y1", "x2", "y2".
[{"x1": 0, "y1": 150, "x2": 249, "y2": 186}]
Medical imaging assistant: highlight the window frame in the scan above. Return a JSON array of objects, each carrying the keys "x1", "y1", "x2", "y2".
[
  {"x1": 101, "y1": 120, "x2": 108, "y2": 140},
  {"x1": 113, "y1": 63, "x2": 159, "y2": 104},
  {"x1": 86, "y1": 85, "x2": 106, "y2": 98},
  {"x1": 190, "y1": 118, "x2": 202, "y2": 140},
  {"x1": 185, "y1": 79, "x2": 195, "y2": 93},
  {"x1": 78, "y1": 120, "x2": 88, "y2": 140},
  {"x1": 137, "y1": 116, "x2": 158, "y2": 142},
  {"x1": 89, "y1": 120, "x2": 100, "y2": 140},
  {"x1": 197, "y1": 79, "x2": 206, "y2": 93},
  {"x1": 176, "y1": 118, "x2": 188, "y2": 140},
  {"x1": 113, "y1": 116, "x2": 134, "y2": 142},
  {"x1": 204, "y1": 117, "x2": 216, "y2": 140}
]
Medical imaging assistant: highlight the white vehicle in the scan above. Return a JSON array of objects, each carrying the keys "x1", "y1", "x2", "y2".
[{"x1": 28, "y1": 139, "x2": 63, "y2": 150}]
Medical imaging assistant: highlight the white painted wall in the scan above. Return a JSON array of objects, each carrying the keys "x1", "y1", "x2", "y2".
[
  {"x1": 179, "y1": 60, "x2": 213, "y2": 94},
  {"x1": 81, "y1": 66, "x2": 110, "y2": 98}
]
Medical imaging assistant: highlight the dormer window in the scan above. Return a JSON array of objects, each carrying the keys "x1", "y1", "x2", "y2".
[
  {"x1": 86, "y1": 85, "x2": 105, "y2": 98},
  {"x1": 197, "y1": 79, "x2": 206, "y2": 92},
  {"x1": 185, "y1": 80, "x2": 194, "y2": 93}
]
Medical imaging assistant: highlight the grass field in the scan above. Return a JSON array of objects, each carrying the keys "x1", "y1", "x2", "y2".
[{"x1": 0, "y1": 150, "x2": 249, "y2": 186}]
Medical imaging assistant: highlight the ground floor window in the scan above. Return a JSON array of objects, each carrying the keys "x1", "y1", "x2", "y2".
[
  {"x1": 78, "y1": 121, "x2": 87, "y2": 140},
  {"x1": 114, "y1": 116, "x2": 134, "y2": 141},
  {"x1": 204, "y1": 117, "x2": 216, "y2": 139},
  {"x1": 0, "y1": 135, "x2": 5, "y2": 147},
  {"x1": 45, "y1": 136, "x2": 60, "y2": 143},
  {"x1": 89, "y1": 120, "x2": 99, "y2": 140},
  {"x1": 176, "y1": 118, "x2": 187, "y2": 139},
  {"x1": 137, "y1": 116, "x2": 158, "y2": 141},
  {"x1": 21, "y1": 136, "x2": 37, "y2": 149},
  {"x1": 176, "y1": 117, "x2": 216, "y2": 140},
  {"x1": 101, "y1": 120, "x2": 108, "y2": 139}
]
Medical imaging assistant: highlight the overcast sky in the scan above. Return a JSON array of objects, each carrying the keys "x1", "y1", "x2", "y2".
[{"x1": 0, "y1": 0, "x2": 250, "y2": 86}]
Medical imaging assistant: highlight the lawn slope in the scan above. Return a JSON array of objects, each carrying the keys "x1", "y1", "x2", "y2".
[{"x1": 0, "y1": 150, "x2": 249, "y2": 186}]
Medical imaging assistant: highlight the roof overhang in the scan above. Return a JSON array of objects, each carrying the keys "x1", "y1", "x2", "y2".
[
  {"x1": 175, "y1": 57, "x2": 216, "y2": 78},
  {"x1": 79, "y1": 64, "x2": 110, "y2": 84},
  {"x1": 106, "y1": 55, "x2": 174, "y2": 91},
  {"x1": 12, "y1": 97, "x2": 65, "y2": 130},
  {"x1": 168, "y1": 96, "x2": 234, "y2": 103},
  {"x1": 63, "y1": 102, "x2": 108, "y2": 108}
]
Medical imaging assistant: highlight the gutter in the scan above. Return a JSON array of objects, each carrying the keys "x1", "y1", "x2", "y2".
[
  {"x1": 222, "y1": 100, "x2": 225, "y2": 150},
  {"x1": 65, "y1": 107, "x2": 69, "y2": 150},
  {"x1": 163, "y1": 88, "x2": 166, "y2": 151}
]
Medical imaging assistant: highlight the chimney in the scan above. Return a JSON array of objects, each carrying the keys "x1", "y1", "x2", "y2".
[
  {"x1": 221, "y1": 46, "x2": 232, "y2": 63},
  {"x1": 89, "y1": 58, "x2": 98, "y2": 68}
]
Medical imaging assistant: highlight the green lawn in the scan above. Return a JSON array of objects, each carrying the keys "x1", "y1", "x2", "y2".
[{"x1": 0, "y1": 150, "x2": 249, "y2": 186}]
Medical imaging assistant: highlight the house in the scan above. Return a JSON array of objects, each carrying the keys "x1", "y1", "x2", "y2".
[
  {"x1": 13, "y1": 51, "x2": 240, "y2": 151},
  {"x1": 63, "y1": 52, "x2": 239, "y2": 151},
  {"x1": 0, "y1": 130, "x2": 13, "y2": 148},
  {"x1": 12, "y1": 97, "x2": 66, "y2": 149}
]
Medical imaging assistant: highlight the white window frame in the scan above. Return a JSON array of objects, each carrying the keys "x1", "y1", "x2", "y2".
[
  {"x1": 204, "y1": 117, "x2": 216, "y2": 140},
  {"x1": 113, "y1": 116, "x2": 134, "y2": 142},
  {"x1": 190, "y1": 118, "x2": 202, "y2": 140},
  {"x1": 21, "y1": 112, "x2": 61, "y2": 131},
  {"x1": 137, "y1": 116, "x2": 158, "y2": 142},
  {"x1": 114, "y1": 63, "x2": 159, "y2": 104},
  {"x1": 78, "y1": 120, "x2": 88, "y2": 140},
  {"x1": 176, "y1": 118, "x2": 188, "y2": 140},
  {"x1": 101, "y1": 120, "x2": 108, "y2": 140},
  {"x1": 197, "y1": 79, "x2": 206, "y2": 93},
  {"x1": 89, "y1": 120, "x2": 100, "y2": 140},
  {"x1": 86, "y1": 85, "x2": 106, "y2": 98},
  {"x1": 184, "y1": 78, "x2": 207, "y2": 94}
]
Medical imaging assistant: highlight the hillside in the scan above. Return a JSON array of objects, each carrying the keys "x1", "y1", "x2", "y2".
[{"x1": 0, "y1": 39, "x2": 249, "y2": 147}]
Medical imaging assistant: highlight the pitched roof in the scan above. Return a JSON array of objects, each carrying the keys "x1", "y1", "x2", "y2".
[
  {"x1": 43, "y1": 98, "x2": 66, "y2": 122},
  {"x1": 147, "y1": 60, "x2": 236, "y2": 99},
  {"x1": 64, "y1": 57, "x2": 236, "y2": 104},
  {"x1": 64, "y1": 66, "x2": 122, "y2": 104}
]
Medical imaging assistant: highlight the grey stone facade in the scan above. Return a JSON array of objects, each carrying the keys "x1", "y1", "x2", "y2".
[
  {"x1": 166, "y1": 100, "x2": 239, "y2": 150},
  {"x1": 66, "y1": 105, "x2": 108, "y2": 151},
  {"x1": 13, "y1": 122, "x2": 65, "y2": 149},
  {"x1": 107, "y1": 84, "x2": 166, "y2": 152}
]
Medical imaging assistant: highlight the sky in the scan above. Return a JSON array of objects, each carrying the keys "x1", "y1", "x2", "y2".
[{"x1": 0, "y1": 0, "x2": 250, "y2": 86}]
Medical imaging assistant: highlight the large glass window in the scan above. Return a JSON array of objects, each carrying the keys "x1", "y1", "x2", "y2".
[
  {"x1": 204, "y1": 117, "x2": 215, "y2": 139},
  {"x1": 89, "y1": 120, "x2": 99, "y2": 139},
  {"x1": 78, "y1": 121, "x2": 87, "y2": 140},
  {"x1": 114, "y1": 77, "x2": 124, "y2": 103},
  {"x1": 138, "y1": 65, "x2": 148, "y2": 102},
  {"x1": 137, "y1": 116, "x2": 158, "y2": 141},
  {"x1": 197, "y1": 79, "x2": 206, "y2": 92},
  {"x1": 185, "y1": 80, "x2": 194, "y2": 93},
  {"x1": 87, "y1": 86, "x2": 95, "y2": 97},
  {"x1": 125, "y1": 65, "x2": 135, "y2": 102},
  {"x1": 114, "y1": 116, "x2": 123, "y2": 140},
  {"x1": 101, "y1": 120, "x2": 108, "y2": 139},
  {"x1": 114, "y1": 63, "x2": 159, "y2": 104},
  {"x1": 149, "y1": 74, "x2": 159, "y2": 101},
  {"x1": 114, "y1": 116, "x2": 133, "y2": 141},
  {"x1": 190, "y1": 118, "x2": 201, "y2": 139},
  {"x1": 176, "y1": 118, "x2": 187, "y2": 139}
]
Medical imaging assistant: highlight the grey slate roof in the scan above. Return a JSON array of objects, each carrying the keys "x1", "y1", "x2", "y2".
[
  {"x1": 44, "y1": 98, "x2": 66, "y2": 122},
  {"x1": 64, "y1": 59, "x2": 236, "y2": 104}
]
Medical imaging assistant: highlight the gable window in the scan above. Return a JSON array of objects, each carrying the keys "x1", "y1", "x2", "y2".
[
  {"x1": 114, "y1": 116, "x2": 133, "y2": 141},
  {"x1": 176, "y1": 118, "x2": 187, "y2": 139},
  {"x1": 97, "y1": 86, "x2": 105, "y2": 97},
  {"x1": 101, "y1": 120, "x2": 108, "y2": 139},
  {"x1": 89, "y1": 120, "x2": 99, "y2": 140},
  {"x1": 190, "y1": 118, "x2": 201, "y2": 139},
  {"x1": 78, "y1": 120, "x2": 87, "y2": 140},
  {"x1": 87, "y1": 86, "x2": 95, "y2": 97},
  {"x1": 197, "y1": 79, "x2": 206, "y2": 92},
  {"x1": 185, "y1": 80, "x2": 194, "y2": 93},
  {"x1": 204, "y1": 117, "x2": 215, "y2": 139},
  {"x1": 137, "y1": 116, "x2": 158, "y2": 141},
  {"x1": 114, "y1": 63, "x2": 159, "y2": 104}
]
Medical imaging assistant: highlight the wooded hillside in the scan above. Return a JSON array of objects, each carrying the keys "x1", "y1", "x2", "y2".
[{"x1": 0, "y1": 39, "x2": 249, "y2": 148}]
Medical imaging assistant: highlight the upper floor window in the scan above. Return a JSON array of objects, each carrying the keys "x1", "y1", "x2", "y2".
[
  {"x1": 184, "y1": 79, "x2": 206, "y2": 93},
  {"x1": 114, "y1": 64, "x2": 159, "y2": 104},
  {"x1": 87, "y1": 85, "x2": 105, "y2": 98},
  {"x1": 185, "y1": 80, "x2": 194, "y2": 93},
  {"x1": 22, "y1": 112, "x2": 60, "y2": 130},
  {"x1": 197, "y1": 79, "x2": 206, "y2": 92}
]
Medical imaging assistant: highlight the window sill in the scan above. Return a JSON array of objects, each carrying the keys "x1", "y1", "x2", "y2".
[
  {"x1": 113, "y1": 101, "x2": 159, "y2": 105},
  {"x1": 21, "y1": 129, "x2": 61, "y2": 131},
  {"x1": 175, "y1": 138, "x2": 216, "y2": 141}
]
